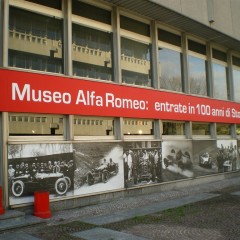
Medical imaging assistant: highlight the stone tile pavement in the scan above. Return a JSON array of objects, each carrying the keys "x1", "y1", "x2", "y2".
[{"x1": 1, "y1": 176, "x2": 240, "y2": 239}]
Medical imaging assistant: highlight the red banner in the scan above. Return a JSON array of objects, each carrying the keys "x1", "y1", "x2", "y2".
[{"x1": 1, "y1": 69, "x2": 240, "y2": 123}]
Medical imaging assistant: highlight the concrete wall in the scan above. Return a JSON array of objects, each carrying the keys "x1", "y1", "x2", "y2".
[{"x1": 151, "y1": 0, "x2": 240, "y2": 41}]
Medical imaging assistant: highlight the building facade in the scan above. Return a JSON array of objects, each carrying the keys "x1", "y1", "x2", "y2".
[{"x1": 1, "y1": 0, "x2": 240, "y2": 210}]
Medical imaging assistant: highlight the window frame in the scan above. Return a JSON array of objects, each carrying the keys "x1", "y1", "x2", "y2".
[
  {"x1": 192, "y1": 122, "x2": 212, "y2": 139},
  {"x1": 72, "y1": 2, "x2": 113, "y2": 82},
  {"x1": 123, "y1": 117, "x2": 155, "y2": 140},
  {"x1": 120, "y1": 12, "x2": 152, "y2": 87},
  {"x1": 157, "y1": 26, "x2": 183, "y2": 93},
  {"x1": 236, "y1": 124, "x2": 240, "y2": 137},
  {"x1": 8, "y1": 1, "x2": 64, "y2": 75},
  {"x1": 9, "y1": 0, "x2": 63, "y2": 19},
  {"x1": 216, "y1": 123, "x2": 232, "y2": 139},
  {"x1": 120, "y1": 11, "x2": 151, "y2": 41},
  {"x1": 187, "y1": 37, "x2": 208, "y2": 97},
  {"x1": 161, "y1": 120, "x2": 187, "y2": 140},
  {"x1": 232, "y1": 53, "x2": 240, "y2": 103},
  {"x1": 211, "y1": 45, "x2": 229, "y2": 101},
  {"x1": 8, "y1": 113, "x2": 66, "y2": 142},
  {"x1": 73, "y1": 115, "x2": 116, "y2": 141}
]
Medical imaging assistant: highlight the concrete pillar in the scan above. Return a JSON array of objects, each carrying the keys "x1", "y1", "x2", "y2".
[
  {"x1": 150, "y1": 20, "x2": 159, "y2": 89},
  {"x1": 112, "y1": 7, "x2": 121, "y2": 83},
  {"x1": 206, "y1": 42, "x2": 213, "y2": 97},
  {"x1": 63, "y1": 0, "x2": 72, "y2": 76},
  {"x1": 227, "y1": 50, "x2": 233, "y2": 101},
  {"x1": 181, "y1": 32, "x2": 189, "y2": 94}
]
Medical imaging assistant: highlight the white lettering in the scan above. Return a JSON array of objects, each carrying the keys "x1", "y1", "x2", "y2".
[
  {"x1": 75, "y1": 90, "x2": 103, "y2": 106},
  {"x1": 12, "y1": 83, "x2": 71, "y2": 104},
  {"x1": 75, "y1": 90, "x2": 86, "y2": 105},
  {"x1": 105, "y1": 93, "x2": 146, "y2": 110},
  {"x1": 12, "y1": 83, "x2": 30, "y2": 101},
  {"x1": 232, "y1": 108, "x2": 240, "y2": 118},
  {"x1": 155, "y1": 101, "x2": 187, "y2": 113}
]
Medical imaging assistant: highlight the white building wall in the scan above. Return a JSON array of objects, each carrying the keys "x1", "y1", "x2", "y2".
[{"x1": 150, "y1": 0, "x2": 240, "y2": 41}]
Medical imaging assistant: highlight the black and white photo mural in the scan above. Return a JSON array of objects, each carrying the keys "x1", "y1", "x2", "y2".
[
  {"x1": 123, "y1": 141, "x2": 162, "y2": 188},
  {"x1": 8, "y1": 142, "x2": 124, "y2": 205},
  {"x1": 237, "y1": 140, "x2": 240, "y2": 170},
  {"x1": 73, "y1": 142, "x2": 124, "y2": 195},
  {"x1": 162, "y1": 140, "x2": 193, "y2": 181},
  {"x1": 8, "y1": 143, "x2": 74, "y2": 205},
  {"x1": 192, "y1": 140, "x2": 218, "y2": 177},
  {"x1": 216, "y1": 140, "x2": 238, "y2": 172}
]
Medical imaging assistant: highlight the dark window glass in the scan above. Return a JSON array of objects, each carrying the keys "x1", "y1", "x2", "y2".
[
  {"x1": 217, "y1": 123, "x2": 231, "y2": 135},
  {"x1": 158, "y1": 29, "x2": 181, "y2": 47},
  {"x1": 233, "y1": 69, "x2": 240, "y2": 102},
  {"x1": 188, "y1": 40, "x2": 206, "y2": 55},
  {"x1": 72, "y1": 1, "x2": 111, "y2": 25},
  {"x1": 236, "y1": 125, "x2": 240, "y2": 135},
  {"x1": 9, "y1": 50, "x2": 62, "y2": 73},
  {"x1": 212, "y1": 63, "x2": 228, "y2": 100},
  {"x1": 189, "y1": 56, "x2": 207, "y2": 96},
  {"x1": 159, "y1": 48, "x2": 182, "y2": 92},
  {"x1": 121, "y1": 37, "x2": 151, "y2": 87},
  {"x1": 72, "y1": 24, "x2": 111, "y2": 51},
  {"x1": 233, "y1": 56, "x2": 240, "y2": 67},
  {"x1": 120, "y1": 16, "x2": 150, "y2": 36},
  {"x1": 25, "y1": 0, "x2": 61, "y2": 9},
  {"x1": 192, "y1": 123, "x2": 210, "y2": 135},
  {"x1": 72, "y1": 24, "x2": 112, "y2": 81},
  {"x1": 212, "y1": 48, "x2": 227, "y2": 62},
  {"x1": 162, "y1": 122, "x2": 185, "y2": 135},
  {"x1": 9, "y1": 7, "x2": 63, "y2": 73}
]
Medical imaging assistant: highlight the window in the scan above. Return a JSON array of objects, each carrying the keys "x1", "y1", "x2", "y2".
[
  {"x1": 162, "y1": 121, "x2": 185, "y2": 135},
  {"x1": 212, "y1": 48, "x2": 228, "y2": 100},
  {"x1": 8, "y1": 7, "x2": 63, "y2": 74},
  {"x1": 25, "y1": 0, "x2": 62, "y2": 10},
  {"x1": 9, "y1": 113, "x2": 65, "y2": 136},
  {"x1": 192, "y1": 122, "x2": 210, "y2": 135},
  {"x1": 120, "y1": 15, "x2": 151, "y2": 87},
  {"x1": 158, "y1": 29, "x2": 182, "y2": 92},
  {"x1": 232, "y1": 56, "x2": 240, "y2": 102},
  {"x1": 216, "y1": 123, "x2": 231, "y2": 135},
  {"x1": 74, "y1": 116, "x2": 114, "y2": 136},
  {"x1": 72, "y1": 1, "x2": 112, "y2": 81},
  {"x1": 158, "y1": 29, "x2": 181, "y2": 47},
  {"x1": 188, "y1": 40, "x2": 207, "y2": 96},
  {"x1": 123, "y1": 118, "x2": 154, "y2": 135},
  {"x1": 72, "y1": 1, "x2": 111, "y2": 24},
  {"x1": 236, "y1": 125, "x2": 240, "y2": 135}
]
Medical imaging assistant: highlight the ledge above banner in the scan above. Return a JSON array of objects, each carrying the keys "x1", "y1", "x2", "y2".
[{"x1": 1, "y1": 68, "x2": 240, "y2": 124}]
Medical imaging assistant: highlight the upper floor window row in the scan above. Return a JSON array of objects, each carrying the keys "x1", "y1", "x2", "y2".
[{"x1": 7, "y1": 1, "x2": 240, "y2": 102}]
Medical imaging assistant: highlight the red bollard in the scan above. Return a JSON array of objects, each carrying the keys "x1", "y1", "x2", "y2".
[
  {"x1": 33, "y1": 191, "x2": 51, "y2": 219},
  {"x1": 0, "y1": 186, "x2": 5, "y2": 215}
]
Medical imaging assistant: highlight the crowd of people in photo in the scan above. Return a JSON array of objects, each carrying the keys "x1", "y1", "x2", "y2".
[
  {"x1": 123, "y1": 148, "x2": 162, "y2": 184},
  {"x1": 8, "y1": 159, "x2": 75, "y2": 184},
  {"x1": 217, "y1": 144, "x2": 238, "y2": 172}
]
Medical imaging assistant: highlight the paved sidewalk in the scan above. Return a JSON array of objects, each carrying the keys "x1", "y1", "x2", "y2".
[
  {"x1": 1, "y1": 176, "x2": 240, "y2": 239},
  {"x1": 80, "y1": 193, "x2": 219, "y2": 225}
]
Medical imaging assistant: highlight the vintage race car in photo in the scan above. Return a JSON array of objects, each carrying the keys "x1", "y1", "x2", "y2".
[
  {"x1": 86, "y1": 163, "x2": 119, "y2": 185},
  {"x1": 164, "y1": 150, "x2": 192, "y2": 170},
  {"x1": 11, "y1": 172, "x2": 70, "y2": 197},
  {"x1": 199, "y1": 152, "x2": 212, "y2": 168},
  {"x1": 137, "y1": 164, "x2": 152, "y2": 183}
]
